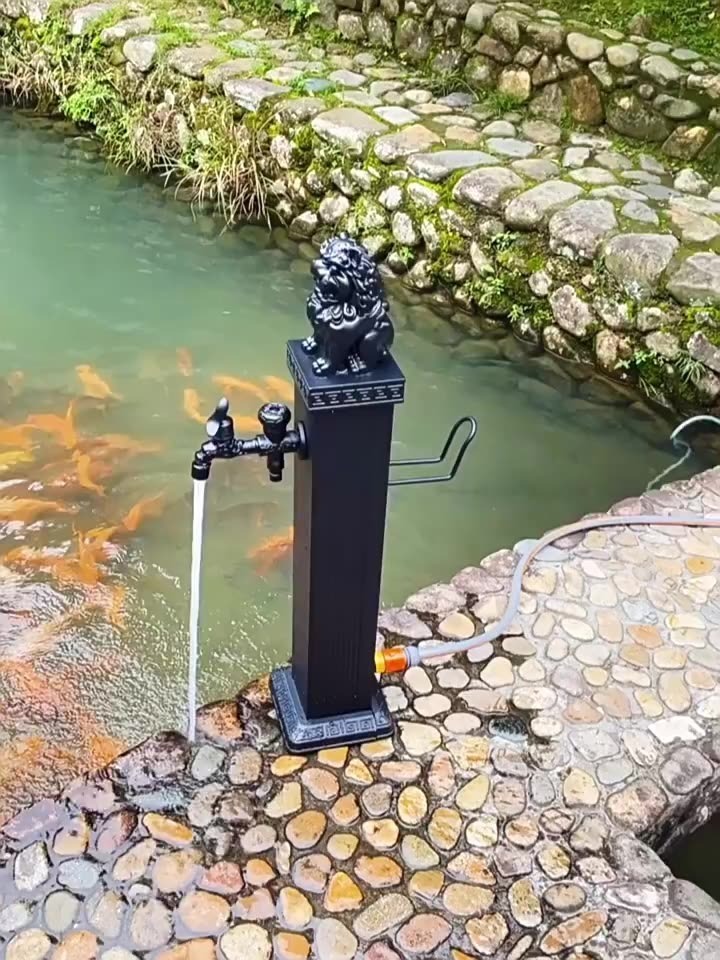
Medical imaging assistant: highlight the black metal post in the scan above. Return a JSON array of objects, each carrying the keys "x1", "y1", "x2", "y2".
[{"x1": 270, "y1": 342, "x2": 405, "y2": 751}]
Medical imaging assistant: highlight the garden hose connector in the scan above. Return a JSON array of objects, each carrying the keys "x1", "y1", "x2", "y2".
[{"x1": 375, "y1": 647, "x2": 410, "y2": 674}]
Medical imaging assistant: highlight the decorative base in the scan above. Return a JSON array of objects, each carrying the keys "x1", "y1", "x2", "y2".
[{"x1": 270, "y1": 665, "x2": 393, "y2": 754}]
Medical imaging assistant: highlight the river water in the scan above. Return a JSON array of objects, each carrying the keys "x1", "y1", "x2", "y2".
[{"x1": 0, "y1": 110, "x2": 700, "y2": 817}]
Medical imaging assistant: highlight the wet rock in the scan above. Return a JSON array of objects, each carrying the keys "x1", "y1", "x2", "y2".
[
  {"x1": 549, "y1": 285, "x2": 595, "y2": 338},
  {"x1": 374, "y1": 125, "x2": 442, "y2": 163},
  {"x1": 540, "y1": 911, "x2": 607, "y2": 953},
  {"x1": 221, "y1": 924, "x2": 271, "y2": 960},
  {"x1": 406, "y1": 150, "x2": 495, "y2": 182},
  {"x1": 568, "y1": 75, "x2": 604, "y2": 125},
  {"x1": 14, "y1": 842, "x2": 50, "y2": 891},
  {"x1": 667, "y1": 253, "x2": 720, "y2": 305},
  {"x1": 549, "y1": 200, "x2": 617, "y2": 260},
  {"x1": 505, "y1": 181, "x2": 581, "y2": 229},
  {"x1": 466, "y1": 914, "x2": 509, "y2": 954},
  {"x1": 123, "y1": 36, "x2": 159, "y2": 72},
  {"x1": 607, "y1": 93, "x2": 670, "y2": 141},
  {"x1": 353, "y1": 894, "x2": 413, "y2": 939},
  {"x1": 314, "y1": 918, "x2": 357, "y2": 960},
  {"x1": 130, "y1": 899, "x2": 172, "y2": 951},
  {"x1": 608, "y1": 779, "x2": 668, "y2": 832},
  {"x1": 670, "y1": 878, "x2": 720, "y2": 932},
  {"x1": 224, "y1": 78, "x2": 290, "y2": 112},
  {"x1": 452, "y1": 167, "x2": 524, "y2": 212},
  {"x1": 69, "y1": 2, "x2": 112, "y2": 35},
  {"x1": 168, "y1": 44, "x2": 223, "y2": 79},
  {"x1": 603, "y1": 234, "x2": 679, "y2": 297}
]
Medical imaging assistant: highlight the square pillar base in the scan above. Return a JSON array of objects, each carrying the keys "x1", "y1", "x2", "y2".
[{"x1": 270, "y1": 665, "x2": 393, "y2": 754}]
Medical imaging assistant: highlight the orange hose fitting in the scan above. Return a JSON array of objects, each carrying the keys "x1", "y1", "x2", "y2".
[{"x1": 375, "y1": 647, "x2": 409, "y2": 674}]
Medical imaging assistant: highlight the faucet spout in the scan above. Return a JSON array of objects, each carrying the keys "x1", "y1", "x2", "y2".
[{"x1": 190, "y1": 398, "x2": 306, "y2": 482}]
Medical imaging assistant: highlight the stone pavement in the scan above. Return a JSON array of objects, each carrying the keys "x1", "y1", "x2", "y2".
[{"x1": 3, "y1": 468, "x2": 720, "y2": 958}]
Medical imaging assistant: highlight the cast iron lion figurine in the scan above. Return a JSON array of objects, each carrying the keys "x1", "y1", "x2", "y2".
[{"x1": 303, "y1": 235, "x2": 395, "y2": 377}]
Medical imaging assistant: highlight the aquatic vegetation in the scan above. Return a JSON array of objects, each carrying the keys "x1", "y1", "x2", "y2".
[
  {"x1": 75, "y1": 364, "x2": 121, "y2": 401},
  {"x1": 248, "y1": 525, "x2": 294, "y2": 575},
  {"x1": 177, "y1": 347, "x2": 194, "y2": 378}
]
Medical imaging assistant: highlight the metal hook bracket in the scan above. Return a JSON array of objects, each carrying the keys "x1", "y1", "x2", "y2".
[{"x1": 388, "y1": 416, "x2": 477, "y2": 487}]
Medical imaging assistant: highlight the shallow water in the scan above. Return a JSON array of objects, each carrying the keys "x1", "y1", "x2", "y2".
[{"x1": 0, "y1": 110, "x2": 702, "y2": 815}]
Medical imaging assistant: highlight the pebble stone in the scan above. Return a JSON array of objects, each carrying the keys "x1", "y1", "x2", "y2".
[{"x1": 1, "y1": 457, "x2": 719, "y2": 959}]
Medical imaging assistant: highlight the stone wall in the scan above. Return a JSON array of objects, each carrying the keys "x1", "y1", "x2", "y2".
[
  {"x1": 334, "y1": 0, "x2": 720, "y2": 163},
  {"x1": 2, "y1": 0, "x2": 720, "y2": 413}
]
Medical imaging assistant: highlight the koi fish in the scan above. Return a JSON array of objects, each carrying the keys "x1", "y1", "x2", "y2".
[
  {"x1": 248, "y1": 525, "x2": 294, "y2": 576},
  {"x1": 27, "y1": 401, "x2": 78, "y2": 450},
  {"x1": 121, "y1": 494, "x2": 165, "y2": 533},
  {"x1": 75, "y1": 365, "x2": 121, "y2": 401},
  {"x1": 263, "y1": 375, "x2": 294, "y2": 404},
  {"x1": 0, "y1": 497, "x2": 76, "y2": 523},
  {"x1": 236, "y1": 415, "x2": 264, "y2": 433},
  {"x1": 183, "y1": 388, "x2": 206, "y2": 425},
  {"x1": 212, "y1": 375, "x2": 269, "y2": 404},
  {"x1": 176, "y1": 347, "x2": 194, "y2": 378},
  {"x1": 0, "y1": 449, "x2": 33, "y2": 472},
  {"x1": 7, "y1": 371, "x2": 24, "y2": 395},
  {"x1": 72, "y1": 451, "x2": 105, "y2": 496},
  {"x1": 0, "y1": 422, "x2": 35, "y2": 451}
]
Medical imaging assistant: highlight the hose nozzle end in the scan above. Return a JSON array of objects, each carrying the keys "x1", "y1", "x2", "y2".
[
  {"x1": 375, "y1": 647, "x2": 409, "y2": 675},
  {"x1": 191, "y1": 459, "x2": 210, "y2": 481}
]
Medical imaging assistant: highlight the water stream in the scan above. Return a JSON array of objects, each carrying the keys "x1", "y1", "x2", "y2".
[
  {"x1": 0, "y1": 109, "x2": 708, "y2": 818},
  {"x1": 188, "y1": 477, "x2": 207, "y2": 742}
]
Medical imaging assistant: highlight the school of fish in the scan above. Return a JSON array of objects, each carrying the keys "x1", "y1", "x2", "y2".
[{"x1": 0, "y1": 353, "x2": 296, "y2": 819}]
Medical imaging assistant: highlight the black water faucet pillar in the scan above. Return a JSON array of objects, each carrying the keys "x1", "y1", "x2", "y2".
[
  {"x1": 270, "y1": 237, "x2": 404, "y2": 752},
  {"x1": 192, "y1": 235, "x2": 475, "y2": 754}
]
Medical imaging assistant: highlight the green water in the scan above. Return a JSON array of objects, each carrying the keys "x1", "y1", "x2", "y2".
[{"x1": 0, "y1": 111, "x2": 697, "y2": 808}]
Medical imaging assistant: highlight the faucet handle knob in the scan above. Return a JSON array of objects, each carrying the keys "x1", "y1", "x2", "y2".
[
  {"x1": 258, "y1": 403, "x2": 291, "y2": 445},
  {"x1": 206, "y1": 397, "x2": 235, "y2": 444}
]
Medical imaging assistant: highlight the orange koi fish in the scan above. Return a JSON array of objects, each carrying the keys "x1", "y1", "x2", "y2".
[
  {"x1": 75, "y1": 365, "x2": 121, "y2": 401},
  {"x1": 212, "y1": 375, "x2": 269, "y2": 404},
  {"x1": 0, "y1": 421, "x2": 35, "y2": 451},
  {"x1": 73, "y1": 451, "x2": 105, "y2": 496},
  {"x1": 0, "y1": 449, "x2": 33, "y2": 472},
  {"x1": 263, "y1": 376, "x2": 294, "y2": 404},
  {"x1": 0, "y1": 497, "x2": 76, "y2": 523},
  {"x1": 183, "y1": 389, "x2": 206, "y2": 425},
  {"x1": 177, "y1": 347, "x2": 194, "y2": 378},
  {"x1": 235, "y1": 415, "x2": 264, "y2": 433},
  {"x1": 7, "y1": 371, "x2": 24, "y2": 395},
  {"x1": 27, "y1": 401, "x2": 78, "y2": 450},
  {"x1": 248, "y1": 525, "x2": 294, "y2": 576},
  {"x1": 121, "y1": 494, "x2": 165, "y2": 533}
]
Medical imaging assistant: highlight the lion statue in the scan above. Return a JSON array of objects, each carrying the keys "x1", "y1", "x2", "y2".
[{"x1": 303, "y1": 235, "x2": 395, "y2": 377}]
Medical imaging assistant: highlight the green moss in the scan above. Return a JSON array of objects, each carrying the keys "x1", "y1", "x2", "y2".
[{"x1": 557, "y1": 0, "x2": 720, "y2": 58}]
